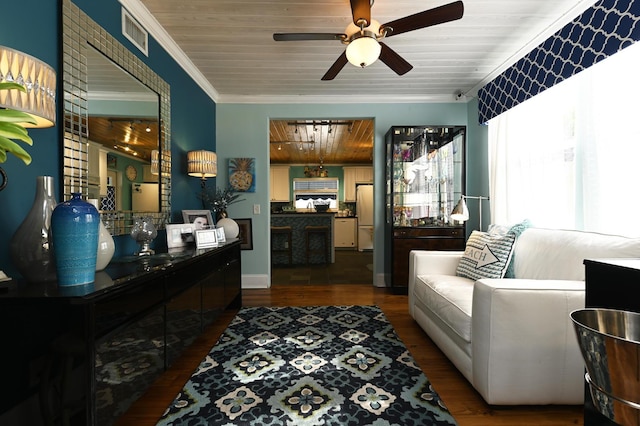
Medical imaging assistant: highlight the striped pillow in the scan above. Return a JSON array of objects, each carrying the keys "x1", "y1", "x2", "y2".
[{"x1": 456, "y1": 230, "x2": 516, "y2": 280}]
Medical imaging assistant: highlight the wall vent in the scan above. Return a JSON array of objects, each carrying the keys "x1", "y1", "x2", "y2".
[{"x1": 122, "y1": 7, "x2": 149, "y2": 56}]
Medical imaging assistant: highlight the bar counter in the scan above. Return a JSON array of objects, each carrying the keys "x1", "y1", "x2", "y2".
[{"x1": 271, "y1": 212, "x2": 335, "y2": 265}]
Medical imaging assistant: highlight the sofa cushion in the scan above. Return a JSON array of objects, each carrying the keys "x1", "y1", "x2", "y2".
[
  {"x1": 513, "y1": 228, "x2": 640, "y2": 280},
  {"x1": 456, "y1": 230, "x2": 516, "y2": 280},
  {"x1": 489, "y1": 219, "x2": 533, "y2": 278},
  {"x1": 414, "y1": 274, "x2": 475, "y2": 346}
]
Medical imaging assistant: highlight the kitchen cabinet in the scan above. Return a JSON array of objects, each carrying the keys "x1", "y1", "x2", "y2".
[
  {"x1": 334, "y1": 217, "x2": 357, "y2": 248},
  {"x1": 384, "y1": 125, "x2": 466, "y2": 292},
  {"x1": 270, "y1": 165, "x2": 290, "y2": 202},
  {"x1": 343, "y1": 166, "x2": 373, "y2": 201}
]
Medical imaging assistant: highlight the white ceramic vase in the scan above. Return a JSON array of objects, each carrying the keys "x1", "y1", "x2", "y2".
[
  {"x1": 88, "y1": 199, "x2": 115, "y2": 271},
  {"x1": 217, "y1": 217, "x2": 239, "y2": 239}
]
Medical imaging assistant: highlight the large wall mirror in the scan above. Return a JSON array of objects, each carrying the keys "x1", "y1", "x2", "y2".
[{"x1": 62, "y1": 0, "x2": 171, "y2": 235}]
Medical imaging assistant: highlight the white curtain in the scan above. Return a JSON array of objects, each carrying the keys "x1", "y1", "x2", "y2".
[{"x1": 487, "y1": 41, "x2": 640, "y2": 237}]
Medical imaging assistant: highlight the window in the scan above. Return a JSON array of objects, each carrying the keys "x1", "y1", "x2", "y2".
[{"x1": 488, "y1": 41, "x2": 640, "y2": 237}]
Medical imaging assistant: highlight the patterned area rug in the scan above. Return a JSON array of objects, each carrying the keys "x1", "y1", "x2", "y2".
[{"x1": 157, "y1": 305, "x2": 457, "y2": 425}]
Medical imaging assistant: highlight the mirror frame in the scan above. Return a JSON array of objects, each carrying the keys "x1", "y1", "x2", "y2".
[{"x1": 62, "y1": 0, "x2": 171, "y2": 235}]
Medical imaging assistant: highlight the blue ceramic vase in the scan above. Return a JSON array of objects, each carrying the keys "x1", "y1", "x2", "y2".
[{"x1": 51, "y1": 193, "x2": 100, "y2": 286}]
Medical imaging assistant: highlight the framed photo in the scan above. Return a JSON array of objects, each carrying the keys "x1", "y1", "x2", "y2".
[
  {"x1": 235, "y1": 218, "x2": 253, "y2": 250},
  {"x1": 216, "y1": 227, "x2": 226, "y2": 243},
  {"x1": 182, "y1": 210, "x2": 214, "y2": 230},
  {"x1": 107, "y1": 153, "x2": 117, "y2": 169},
  {"x1": 195, "y1": 228, "x2": 218, "y2": 249},
  {"x1": 228, "y1": 158, "x2": 256, "y2": 192},
  {"x1": 165, "y1": 223, "x2": 195, "y2": 249}
]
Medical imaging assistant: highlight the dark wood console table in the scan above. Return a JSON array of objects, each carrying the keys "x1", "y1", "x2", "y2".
[
  {"x1": 583, "y1": 258, "x2": 640, "y2": 425},
  {"x1": 0, "y1": 240, "x2": 241, "y2": 426}
]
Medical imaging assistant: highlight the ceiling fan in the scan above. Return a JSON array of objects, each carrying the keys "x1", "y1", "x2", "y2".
[{"x1": 273, "y1": 0, "x2": 464, "y2": 80}]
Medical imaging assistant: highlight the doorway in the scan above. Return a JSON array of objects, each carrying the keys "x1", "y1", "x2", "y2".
[{"x1": 269, "y1": 118, "x2": 375, "y2": 285}]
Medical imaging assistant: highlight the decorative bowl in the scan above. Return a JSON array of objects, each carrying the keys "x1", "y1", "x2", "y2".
[
  {"x1": 571, "y1": 308, "x2": 640, "y2": 424},
  {"x1": 314, "y1": 204, "x2": 330, "y2": 212}
]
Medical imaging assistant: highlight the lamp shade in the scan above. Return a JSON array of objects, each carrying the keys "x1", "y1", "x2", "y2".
[
  {"x1": 0, "y1": 46, "x2": 56, "y2": 128},
  {"x1": 187, "y1": 150, "x2": 217, "y2": 178},
  {"x1": 345, "y1": 20, "x2": 382, "y2": 68},
  {"x1": 450, "y1": 197, "x2": 469, "y2": 222}
]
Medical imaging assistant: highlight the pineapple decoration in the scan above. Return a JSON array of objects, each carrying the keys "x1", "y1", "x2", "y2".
[{"x1": 229, "y1": 157, "x2": 255, "y2": 192}]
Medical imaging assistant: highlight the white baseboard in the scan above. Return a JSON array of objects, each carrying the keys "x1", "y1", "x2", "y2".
[
  {"x1": 374, "y1": 273, "x2": 387, "y2": 287},
  {"x1": 242, "y1": 274, "x2": 270, "y2": 289}
]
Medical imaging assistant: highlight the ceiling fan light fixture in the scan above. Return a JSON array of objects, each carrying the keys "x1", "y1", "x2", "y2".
[
  {"x1": 345, "y1": 19, "x2": 382, "y2": 68},
  {"x1": 346, "y1": 37, "x2": 381, "y2": 68}
]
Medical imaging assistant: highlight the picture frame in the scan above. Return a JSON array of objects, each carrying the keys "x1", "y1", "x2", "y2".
[
  {"x1": 216, "y1": 227, "x2": 226, "y2": 243},
  {"x1": 195, "y1": 228, "x2": 218, "y2": 249},
  {"x1": 165, "y1": 223, "x2": 195, "y2": 249},
  {"x1": 235, "y1": 218, "x2": 253, "y2": 250},
  {"x1": 181, "y1": 210, "x2": 214, "y2": 230},
  {"x1": 228, "y1": 158, "x2": 256, "y2": 192}
]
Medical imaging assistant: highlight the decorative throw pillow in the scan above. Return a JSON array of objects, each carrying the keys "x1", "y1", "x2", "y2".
[
  {"x1": 488, "y1": 219, "x2": 532, "y2": 278},
  {"x1": 456, "y1": 230, "x2": 517, "y2": 280}
]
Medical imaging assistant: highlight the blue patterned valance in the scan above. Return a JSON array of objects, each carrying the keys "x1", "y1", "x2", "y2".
[{"x1": 478, "y1": 0, "x2": 640, "y2": 124}]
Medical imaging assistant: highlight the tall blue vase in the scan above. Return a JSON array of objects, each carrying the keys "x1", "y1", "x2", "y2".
[{"x1": 51, "y1": 193, "x2": 100, "y2": 286}]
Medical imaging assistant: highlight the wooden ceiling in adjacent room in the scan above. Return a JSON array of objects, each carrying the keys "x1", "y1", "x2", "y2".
[
  {"x1": 88, "y1": 116, "x2": 159, "y2": 162},
  {"x1": 269, "y1": 118, "x2": 373, "y2": 165}
]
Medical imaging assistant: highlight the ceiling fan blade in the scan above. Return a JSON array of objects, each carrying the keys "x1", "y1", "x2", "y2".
[
  {"x1": 350, "y1": 0, "x2": 372, "y2": 26},
  {"x1": 321, "y1": 52, "x2": 349, "y2": 81},
  {"x1": 379, "y1": 43, "x2": 413, "y2": 76},
  {"x1": 382, "y1": 1, "x2": 464, "y2": 37},
  {"x1": 273, "y1": 33, "x2": 345, "y2": 42}
]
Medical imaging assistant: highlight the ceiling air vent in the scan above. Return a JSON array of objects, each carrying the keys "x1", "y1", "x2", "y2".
[{"x1": 122, "y1": 8, "x2": 148, "y2": 56}]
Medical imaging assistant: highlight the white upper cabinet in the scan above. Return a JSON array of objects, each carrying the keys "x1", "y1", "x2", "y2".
[
  {"x1": 343, "y1": 166, "x2": 373, "y2": 202},
  {"x1": 270, "y1": 165, "x2": 290, "y2": 202}
]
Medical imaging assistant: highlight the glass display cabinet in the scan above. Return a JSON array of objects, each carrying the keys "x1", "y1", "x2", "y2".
[{"x1": 384, "y1": 125, "x2": 466, "y2": 292}]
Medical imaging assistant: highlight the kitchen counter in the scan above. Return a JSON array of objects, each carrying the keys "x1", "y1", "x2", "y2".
[{"x1": 271, "y1": 214, "x2": 335, "y2": 265}]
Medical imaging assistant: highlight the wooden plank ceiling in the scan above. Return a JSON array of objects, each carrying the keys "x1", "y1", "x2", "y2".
[
  {"x1": 269, "y1": 119, "x2": 373, "y2": 165},
  {"x1": 88, "y1": 117, "x2": 159, "y2": 162}
]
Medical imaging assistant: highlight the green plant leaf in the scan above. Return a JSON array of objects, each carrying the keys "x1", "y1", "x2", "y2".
[
  {"x1": 0, "y1": 108, "x2": 38, "y2": 125},
  {"x1": 0, "y1": 122, "x2": 32, "y2": 144},
  {"x1": 0, "y1": 135, "x2": 32, "y2": 165},
  {"x1": 0, "y1": 82, "x2": 27, "y2": 92},
  {"x1": 0, "y1": 82, "x2": 36, "y2": 164}
]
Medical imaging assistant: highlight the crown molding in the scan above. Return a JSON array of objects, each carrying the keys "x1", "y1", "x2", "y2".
[{"x1": 216, "y1": 93, "x2": 467, "y2": 104}]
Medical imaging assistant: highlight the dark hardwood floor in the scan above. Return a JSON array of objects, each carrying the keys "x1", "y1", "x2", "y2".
[{"x1": 117, "y1": 269, "x2": 583, "y2": 426}]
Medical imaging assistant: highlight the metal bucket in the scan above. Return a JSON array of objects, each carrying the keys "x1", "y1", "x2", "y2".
[{"x1": 571, "y1": 308, "x2": 640, "y2": 426}]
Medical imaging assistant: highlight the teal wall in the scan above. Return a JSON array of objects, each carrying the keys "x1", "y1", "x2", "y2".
[
  {"x1": 0, "y1": 0, "x2": 489, "y2": 282},
  {"x1": 0, "y1": 0, "x2": 217, "y2": 278},
  {"x1": 216, "y1": 103, "x2": 488, "y2": 283}
]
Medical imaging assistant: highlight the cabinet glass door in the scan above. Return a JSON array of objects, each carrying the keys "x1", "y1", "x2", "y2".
[{"x1": 385, "y1": 126, "x2": 465, "y2": 228}]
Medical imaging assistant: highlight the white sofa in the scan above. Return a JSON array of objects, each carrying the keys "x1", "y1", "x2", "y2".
[{"x1": 408, "y1": 227, "x2": 640, "y2": 405}]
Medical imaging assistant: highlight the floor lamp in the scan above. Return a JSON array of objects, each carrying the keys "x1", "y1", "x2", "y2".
[{"x1": 451, "y1": 195, "x2": 490, "y2": 231}]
